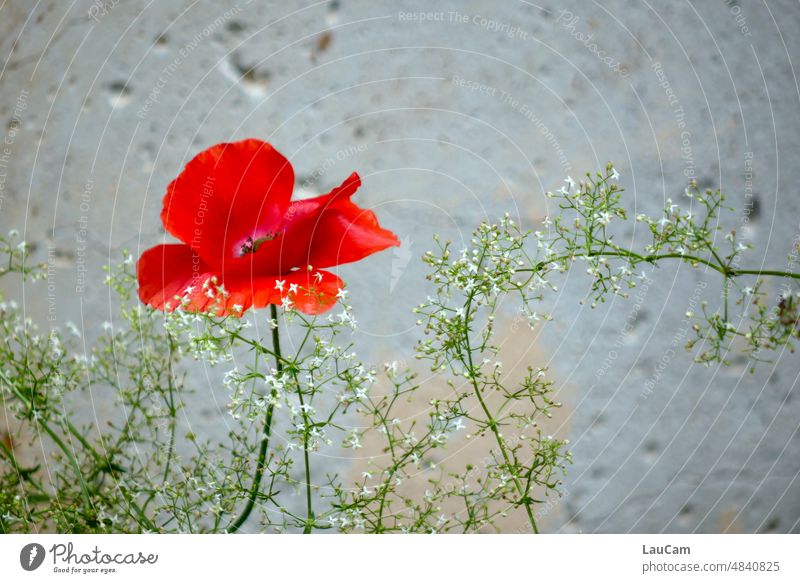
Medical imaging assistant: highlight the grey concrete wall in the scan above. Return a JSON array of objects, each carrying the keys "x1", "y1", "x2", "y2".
[{"x1": 1, "y1": 0, "x2": 799, "y2": 532}]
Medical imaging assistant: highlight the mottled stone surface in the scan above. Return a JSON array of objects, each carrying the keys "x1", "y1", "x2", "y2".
[{"x1": 2, "y1": 0, "x2": 799, "y2": 532}]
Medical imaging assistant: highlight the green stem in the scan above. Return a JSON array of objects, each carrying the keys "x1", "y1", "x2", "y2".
[
  {"x1": 729, "y1": 268, "x2": 800, "y2": 279},
  {"x1": 227, "y1": 304, "x2": 282, "y2": 533},
  {"x1": 295, "y1": 382, "x2": 314, "y2": 533},
  {"x1": 0, "y1": 371, "x2": 93, "y2": 516},
  {"x1": 462, "y1": 251, "x2": 539, "y2": 533},
  {"x1": 466, "y1": 339, "x2": 538, "y2": 533},
  {"x1": 520, "y1": 249, "x2": 800, "y2": 281},
  {"x1": 288, "y1": 321, "x2": 316, "y2": 533},
  {"x1": 0, "y1": 439, "x2": 48, "y2": 495}
]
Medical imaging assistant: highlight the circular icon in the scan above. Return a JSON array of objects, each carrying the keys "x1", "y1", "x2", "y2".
[{"x1": 20, "y1": 543, "x2": 46, "y2": 571}]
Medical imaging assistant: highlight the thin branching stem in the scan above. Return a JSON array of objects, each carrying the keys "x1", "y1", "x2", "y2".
[{"x1": 227, "y1": 304, "x2": 282, "y2": 533}]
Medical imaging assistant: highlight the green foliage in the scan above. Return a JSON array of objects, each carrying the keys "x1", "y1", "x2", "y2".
[{"x1": 1, "y1": 166, "x2": 797, "y2": 533}]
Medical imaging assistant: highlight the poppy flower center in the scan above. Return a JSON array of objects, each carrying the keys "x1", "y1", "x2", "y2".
[{"x1": 240, "y1": 232, "x2": 279, "y2": 255}]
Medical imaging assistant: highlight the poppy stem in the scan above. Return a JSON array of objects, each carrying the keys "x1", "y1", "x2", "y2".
[{"x1": 227, "y1": 304, "x2": 282, "y2": 533}]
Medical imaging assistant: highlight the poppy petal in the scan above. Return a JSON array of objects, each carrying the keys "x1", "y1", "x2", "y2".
[
  {"x1": 137, "y1": 243, "x2": 223, "y2": 313},
  {"x1": 252, "y1": 268, "x2": 344, "y2": 315},
  {"x1": 274, "y1": 172, "x2": 400, "y2": 270},
  {"x1": 137, "y1": 244, "x2": 343, "y2": 316},
  {"x1": 160, "y1": 139, "x2": 294, "y2": 268}
]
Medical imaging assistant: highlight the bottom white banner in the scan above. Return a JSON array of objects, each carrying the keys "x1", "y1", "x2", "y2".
[{"x1": 1, "y1": 534, "x2": 796, "y2": 582}]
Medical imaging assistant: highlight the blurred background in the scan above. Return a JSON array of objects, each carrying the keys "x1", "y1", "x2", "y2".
[{"x1": 1, "y1": 0, "x2": 799, "y2": 532}]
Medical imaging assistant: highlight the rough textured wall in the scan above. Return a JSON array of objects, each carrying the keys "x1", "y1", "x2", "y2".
[{"x1": 1, "y1": 0, "x2": 799, "y2": 533}]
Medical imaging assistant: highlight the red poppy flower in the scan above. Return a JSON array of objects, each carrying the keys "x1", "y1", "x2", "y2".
[{"x1": 137, "y1": 139, "x2": 399, "y2": 316}]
